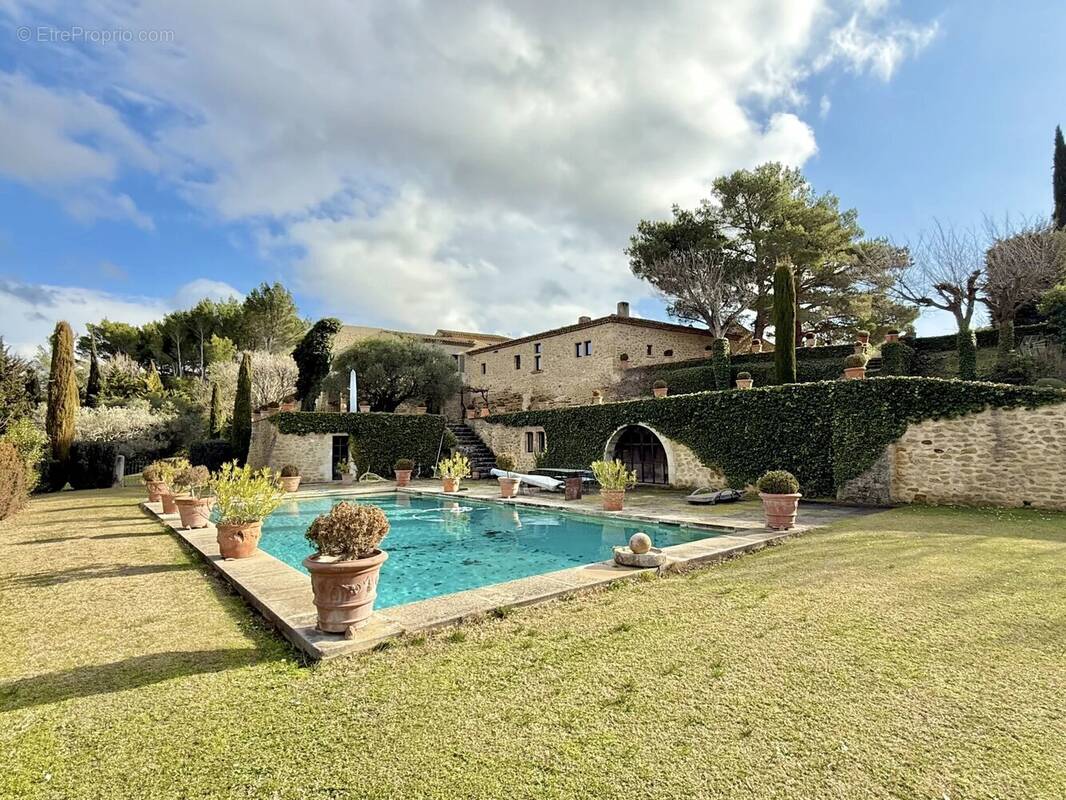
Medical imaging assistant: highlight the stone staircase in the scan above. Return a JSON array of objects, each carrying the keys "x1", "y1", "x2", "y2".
[
  {"x1": 865, "y1": 355, "x2": 883, "y2": 375},
  {"x1": 447, "y1": 422, "x2": 497, "y2": 479}
]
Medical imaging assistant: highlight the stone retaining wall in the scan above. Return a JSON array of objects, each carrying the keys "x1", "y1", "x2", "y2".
[{"x1": 247, "y1": 420, "x2": 334, "y2": 482}]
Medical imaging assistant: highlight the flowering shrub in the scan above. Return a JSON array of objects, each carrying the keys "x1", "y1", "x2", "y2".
[{"x1": 437, "y1": 452, "x2": 471, "y2": 480}]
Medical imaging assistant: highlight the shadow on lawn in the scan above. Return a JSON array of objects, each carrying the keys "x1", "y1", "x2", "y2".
[
  {"x1": 0, "y1": 648, "x2": 266, "y2": 711},
  {"x1": 4, "y1": 562, "x2": 196, "y2": 588},
  {"x1": 16, "y1": 529, "x2": 167, "y2": 546}
]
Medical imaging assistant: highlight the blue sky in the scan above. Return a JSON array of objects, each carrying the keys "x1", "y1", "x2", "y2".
[{"x1": 0, "y1": 1, "x2": 1062, "y2": 353}]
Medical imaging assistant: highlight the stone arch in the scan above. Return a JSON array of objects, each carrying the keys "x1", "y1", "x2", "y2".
[{"x1": 603, "y1": 423, "x2": 675, "y2": 485}]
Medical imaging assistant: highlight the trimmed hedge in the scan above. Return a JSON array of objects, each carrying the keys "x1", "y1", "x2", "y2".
[
  {"x1": 903, "y1": 322, "x2": 1059, "y2": 353},
  {"x1": 189, "y1": 439, "x2": 237, "y2": 472},
  {"x1": 655, "y1": 359, "x2": 843, "y2": 394},
  {"x1": 486, "y1": 377, "x2": 1066, "y2": 497},
  {"x1": 68, "y1": 440, "x2": 119, "y2": 490},
  {"x1": 270, "y1": 412, "x2": 446, "y2": 477}
]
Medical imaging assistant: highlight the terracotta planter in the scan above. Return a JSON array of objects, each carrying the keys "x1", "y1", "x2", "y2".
[
  {"x1": 394, "y1": 469, "x2": 412, "y2": 487},
  {"x1": 601, "y1": 489, "x2": 626, "y2": 511},
  {"x1": 340, "y1": 473, "x2": 355, "y2": 485},
  {"x1": 843, "y1": 367, "x2": 867, "y2": 380},
  {"x1": 498, "y1": 476, "x2": 518, "y2": 498},
  {"x1": 146, "y1": 480, "x2": 168, "y2": 503},
  {"x1": 304, "y1": 550, "x2": 388, "y2": 635},
  {"x1": 885, "y1": 332, "x2": 900, "y2": 344},
  {"x1": 279, "y1": 476, "x2": 302, "y2": 492},
  {"x1": 358, "y1": 403, "x2": 371, "y2": 413},
  {"x1": 465, "y1": 408, "x2": 477, "y2": 420},
  {"x1": 442, "y1": 477, "x2": 460, "y2": 493},
  {"x1": 736, "y1": 378, "x2": 753, "y2": 390},
  {"x1": 478, "y1": 407, "x2": 490, "y2": 418},
  {"x1": 759, "y1": 492, "x2": 801, "y2": 530},
  {"x1": 160, "y1": 491, "x2": 180, "y2": 515},
  {"x1": 803, "y1": 336, "x2": 816, "y2": 348},
  {"x1": 217, "y1": 520, "x2": 262, "y2": 559},
  {"x1": 175, "y1": 496, "x2": 214, "y2": 529},
  {"x1": 653, "y1": 387, "x2": 668, "y2": 398}
]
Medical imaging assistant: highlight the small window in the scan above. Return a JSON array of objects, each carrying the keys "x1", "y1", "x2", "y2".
[
  {"x1": 664, "y1": 349, "x2": 673, "y2": 357},
  {"x1": 646, "y1": 344, "x2": 653, "y2": 356},
  {"x1": 534, "y1": 354, "x2": 542, "y2": 371},
  {"x1": 536, "y1": 431, "x2": 546, "y2": 452},
  {"x1": 575, "y1": 342, "x2": 582, "y2": 358},
  {"x1": 514, "y1": 354, "x2": 521, "y2": 370},
  {"x1": 525, "y1": 432, "x2": 534, "y2": 453},
  {"x1": 584, "y1": 340, "x2": 592, "y2": 356},
  {"x1": 481, "y1": 362, "x2": 486, "y2": 375}
]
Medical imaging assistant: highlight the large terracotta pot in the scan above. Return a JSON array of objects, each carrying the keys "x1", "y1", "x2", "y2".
[
  {"x1": 653, "y1": 387, "x2": 668, "y2": 398},
  {"x1": 394, "y1": 469, "x2": 412, "y2": 488},
  {"x1": 146, "y1": 480, "x2": 168, "y2": 503},
  {"x1": 843, "y1": 367, "x2": 867, "y2": 380},
  {"x1": 175, "y1": 496, "x2": 214, "y2": 529},
  {"x1": 442, "y1": 477, "x2": 459, "y2": 493},
  {"x1": 760, "y1": 493, "x2": 801, "y2": 530},
  {"x1": 601, "y1": 489, "x2": 626, "y2": 511},
  {"x1": 160, "y1": 491, "x2": 180, "y2": 514},
  {"x1": 217, "y1": 521, "x2": 262, "y2": 559},
  {"x1": 279, "y1": 476, "x2": 302, "y2": 492},
  {"x1": 304, "y1": 550, "x2": 388, "y2": 635},
  {"x1": 498, "y1": 477, "x2": 518, "y2": 498},
  {"x1": 736, "y1": 378, "x2": 753, "y2": 390},
  {"x1": 885, "y1": 332, "x2": 900, "y2": 344}
]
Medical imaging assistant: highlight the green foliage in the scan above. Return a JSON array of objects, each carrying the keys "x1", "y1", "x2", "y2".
[
  {"x1": 394, "y1": 458, "x2": 415, "y2": 471},
  {"x1": 174, "y1": 465, "x2": 212, "y2": 497},
  {"x1": 983, "y1": 352, "x2": 1040, "y2": 386},
  {"x1": 1, "y1": 418, "x2": 46, "y2": 493},
  {"x1": 189, "y1": 439, "x2": 236, "y2": 473},
  {"x1": 205, "y1": 334, "x2": 237, "y2": 367},
  {"x1": 68, "y1": 441, "x2": 119, "y2": 490},
  {"x1": 957, "y1": 329, "x2": 978, "y2": 380},
  {"x1": 1055, "y1": 125, "x2": 1066, "y2": 229},
  {"x1": 590, "y1": 459, "x2": 638, "y2": 491},
  {"x1": 487, "y1": 378, "x2": 1066, "y2": 497},
  {"x1": 494, "y1": 453, "x2": 516, "y2": 471},
  {"x1": 0, "y1": 441, "x2": 28, "y2": 519},
  {"x1": 903, "y1": 323, "x2": 1058, "y2": 353},
  {"x1": 844, "y1": 353, "x2": 868, "y2": 369},
  {"x1": 210, "y1": 462, "x2": 285, "y2": 524},
  {"x1": 756, "y1": 470, "x2": 799, "y2": 495},
  {"x1": 209, "y1": 381, "x2": 224, "y2": 438},
  {"x1": 652, "y1": 379, "x2": 667, "y2": 390},
  {"x1": 279, "y1": 464, "x2": 300, "y2": 478},
  {"x1": 144, "y1": 360, "x2": 164, "y2": 395},
  {"x1": 329, "y1": 336, "x2": 462, "y2": 413},
  {"x1": 1039, "y1": 284, "x2": 1066, "y2": 330},
  {"x1": 772, "y1": 261, "x2": 797, "y2": 383},
  {"x1": 710, "y1": 338, "x2": 731, "y2": 389},
  {"x1": 1036, "y1": 377, "x2": 1066, "y2": 389},
  {"x1": 437, "y1": 452, "x2": 471, "y2": 480},
  {"x1": 271, "y1": 412, "x2": 445, "y2": 478},
  {"x1": 231, "y1": 353, "x2": 253, "y2": 463},
  {"x1": 0, "y1": 338, "x2": 33, "y2": 434},
  {"x1": 737, "y1": 371, "x2": 752, "y2": 380},
  {"x1": 241, "y1": 282, "x2": 306, "y2": 353},
  {"x1": 996, "y1": 319, "x2": 1016, "y2": 360},
  {"x1": 879, "y1": 341, "x2": 915, "y2": 376},
  {"x1": 45, "y1": 321, "x2": 79, "y2": 476},
  {"x1": 85, "y1": 335, "x2": 101, "y2": 408},
  {"x1": 292, "y1": 317, "x2": 342, "y2": 411},
  {"x1": 305, "y1": 501, "x2": 390, "y2": 560}
]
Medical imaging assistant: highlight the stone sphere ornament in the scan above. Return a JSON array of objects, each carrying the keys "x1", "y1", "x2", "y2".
[{"x1": 629, "y1": 532, "x2": 652, "y2": 554}]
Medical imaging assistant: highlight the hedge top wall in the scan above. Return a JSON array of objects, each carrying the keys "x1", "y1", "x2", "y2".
[
  {"x1": 269, "y1": 412, "x2": 446, "y2": 476},
  {"x1": 485, "y1": 377, "x2": 1066, "y2": 497}
]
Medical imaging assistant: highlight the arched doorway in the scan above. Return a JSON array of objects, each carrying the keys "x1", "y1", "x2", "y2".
[{"x1": 610, "y1": 425, "x2": 670, "y2": 485}]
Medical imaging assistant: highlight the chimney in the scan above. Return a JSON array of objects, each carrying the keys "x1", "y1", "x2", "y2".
[
  {"x1": 616, "y1": 301, "x2": 630, "y2": 318},
  {"x1": 578, "y1": 315, "x2": 592, "y2": 324}
]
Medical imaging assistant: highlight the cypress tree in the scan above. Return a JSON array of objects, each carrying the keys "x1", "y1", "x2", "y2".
[
  {"x1": 231, "y1": 353, "x2": 253, "y2": 462},
  {"x1": 145, "y1": 360, "x2": 164, "y2": 395},
  {"x1": 209, "y1": 381, "x2": 224, "y2": 438},
  {"x1": 85, "y1": 334, "x2": 101, "y2": 408},
  {"x1": 45, "y1": 321, "x2": 79, "y2": 480},
  {"x1": 1054, "y1": 126, "x2": 1066, "y2": 230},
  {"x1": 773, "y1": 259, "x2": 797, "y2": 384},
  {"x1": 710, "y1": 338, "x2": 731, "y2": 390}
]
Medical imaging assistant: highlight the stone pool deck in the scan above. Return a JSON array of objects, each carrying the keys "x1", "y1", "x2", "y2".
[{"x1": 145, "y1": 481, "x2": 875, "y2": 660}]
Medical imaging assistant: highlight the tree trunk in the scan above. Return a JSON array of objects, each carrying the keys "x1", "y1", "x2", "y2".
[{"x1": 997, "y1": 318, "x2": 1016, "y2": 361}]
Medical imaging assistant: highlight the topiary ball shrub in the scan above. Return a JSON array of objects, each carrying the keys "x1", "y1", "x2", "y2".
[
  {"x1": 305, "y1": 501, "x2": 390, "y2": 560},
  {"x1": 983, "y1": 353, "x2": 1039, "y2": 386},
  {"x1": 394, "y1": 458, "x2": 414, "y2": 471},
  {"x1": 880, "y1": 341, "x2": 914, "y2": 376},
  {"x1": 737, "y1": 371, "x2": 752, "y2": 380},
  {"x1": 844, "y1": 353, "x2": 868, "y2": 369},
  {"x1": 756, "y1": 470, "x2": 800, "y2": 495},
  {"x1": 280, "y1": 464, "x2": 300, "y2": 478},
  {"x1": 495, "y1": 452, "x2": 516, "y2": 471},
  {"x1": 653, "y1": 379, "x2": 667, "y2": 390}
]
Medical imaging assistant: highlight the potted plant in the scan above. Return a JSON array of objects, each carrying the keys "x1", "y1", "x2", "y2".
[
  {"x1": 478, "y1": 404, "x2": 490, "y2": 418},
  {"x1": 652, "y1": 379, "x2": 668, "y2": 398},
  {"x1": 855, "y1": 329, "x2": 871, "y2": 345},
  {"x1": 210, "y1": 462, "x2": 286, "y2": 559},
  {"x1": 154, "y1": 457, "x2": 190, "y2": 514},
  {"x1": 303, "y1": 501, "x2": 390, "y2": 636},
  {"x1": 495, "y1": 453, "x2": 519, "y2": 498},
  {"x1": 394, "y1": 458, "x2": 414, "y2": 487},
  {"x1": 803, "y1": 332, "x2": 816, "y2": 348},
  {"x1": 750, "y1": 338, "x2": 762, "y2": 353},
  {"x1": 756, "y1": 470, "x2": 801, "y2": 530},
  {"x1": 736, "y1": 371, "x2": 754, "y2": 390},
  {"x1": 843, "y1": 353, "x2": 868, "y2": 379},
  {"x1": 591, "y1": 459, "x2": 637, "y2": 511},
  {"x1": 278, "y1": 464, "x2": 302, "y2": 493},
  {"x1": 465, "y1": 404, "x2": 477, "y2": 420},
  {"x1": 336, "y1": 460, "x2": 354, "y2": 485},
  {"x1": 142, "y1": 463, "x2": 168, "y2": 503},
  {"x1": 173, "y1": 465, "x2": 214, "y2": 530},
  {"x1": 358, "y1": 402, "x2": 371, "y2": 413},
  {"x1": 437, "y1": 452, "x2": 471, "y2": 493},
  {"x1": 884, "y1": 329, "x2": 900, "y2": 344}
]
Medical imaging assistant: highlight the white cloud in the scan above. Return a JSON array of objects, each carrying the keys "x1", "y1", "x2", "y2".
[
  {"x1": 1, "y1": 1, "x2": 935, "y2": 337},
  {"x1": 819, "y1": 95, "x2": 832, "y2": 119},
  {"x1": 171, "y1": 278, "x2": 242, "y2": 308}
]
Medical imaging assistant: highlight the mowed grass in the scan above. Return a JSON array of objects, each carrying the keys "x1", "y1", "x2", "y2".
[{"x1": 2, "y1": 488, "x2": 1065, "y2": 799}]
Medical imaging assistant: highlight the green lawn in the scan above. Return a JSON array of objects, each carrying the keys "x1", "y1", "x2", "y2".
[{"x1": 2, "y1": 488, "x2": 1065, "y2": 799}]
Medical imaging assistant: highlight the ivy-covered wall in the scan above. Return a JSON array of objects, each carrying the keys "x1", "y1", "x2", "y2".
[{"x1": 485, "y1": 377, "x2": 1066, "y2": 497}]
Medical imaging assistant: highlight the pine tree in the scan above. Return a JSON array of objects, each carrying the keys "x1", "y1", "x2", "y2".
[
  {"x1": 45, "y1": 321, "x2": 79, "y2": 477},
  {"x1": 1055, "y1": 126, "x2": 1066, "y2": 230},
  {"x1": 85, "y1": 334, "x2": 101, "y2": 408},
  {"x1": 209, "y1": 381, "x2": 224, "y2": 438},
  {"x1": 231, "y1": 353, "x2": 253, "y2": 462},
  {"x1": 773, "y1": 259, "x2": 797, "y2": 384}
]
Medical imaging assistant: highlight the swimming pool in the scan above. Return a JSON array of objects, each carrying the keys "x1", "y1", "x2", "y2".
[{"x1": 259, "y1": 493, "x2": 719, "y2": 609}]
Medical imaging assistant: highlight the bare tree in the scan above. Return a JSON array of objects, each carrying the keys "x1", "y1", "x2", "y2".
[
  {"x1": 649, "y1": 249, "x2": 754, "y2": 339},
  {"x1": 982, "y1": 215, "x2": 1066, "y2": 350},
  {"x1": 894, "y1": 220, "x2": 984, "y2": 333}
]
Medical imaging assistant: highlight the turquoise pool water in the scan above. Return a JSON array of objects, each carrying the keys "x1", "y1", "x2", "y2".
[{"x1": 259, "y1": 493, "x2": 718, "y2": 609}]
